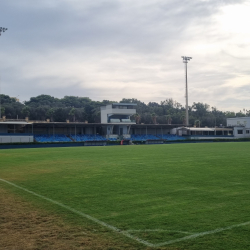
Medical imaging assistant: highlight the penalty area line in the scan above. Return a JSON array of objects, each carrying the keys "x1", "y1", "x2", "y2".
[{"x1": 0, "y1": 178, "x2": 154, "y2": 248}]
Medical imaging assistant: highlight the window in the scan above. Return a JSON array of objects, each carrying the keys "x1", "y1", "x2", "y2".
[
  {"x1": 238, "y1": 130, "x2": 243, "y2": 134},
  {"x1": 246, "y1": 130, "x2": 249, "y2": 134}
]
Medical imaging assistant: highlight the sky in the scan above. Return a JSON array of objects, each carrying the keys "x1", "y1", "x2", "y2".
[{"x1": 0, "y1": 0, "x2": 250, "y2": 112}]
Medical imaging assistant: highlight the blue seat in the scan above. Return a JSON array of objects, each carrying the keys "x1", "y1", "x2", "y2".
[
  {"x1": 156, "y1": 134, "x2": 185, "y2": 140},
  {"x1": 70, "y1": 134, "x2": 107, "y2": 142},
  {"x1": 130, "y1": 134, "x2": 159, "y2": 141},
  {"x1": 34, "y1": 134, "x2": 72, "y2": 142}
]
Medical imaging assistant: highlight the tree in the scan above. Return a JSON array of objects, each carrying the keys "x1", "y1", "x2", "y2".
[
  {"x1": 180, "y1": 113, "x2": 185, "y2": 125},
  {"x1": 134, "y1": 113, "x2": 141, "y2": 124},
  {"x1": 235, "y1": 111, "x2": 245, "y2": 117},
  {"x1": 192, "y1": 102, "x2": 210, "y2": 117},
  {"x1": 22, "y1": 107, "x2": 30, "y2": 117},
  {"x1": 165, "y1": 115, "x2": 172, "y2": 124},
  {"x1": 91, "y1": 107, "x2": 101, "y2": 123},
  {"x1": 25, "y1": 95, "x2": 59, "y2": 107},
  {"x1": 62, "y1": 96, "x2": 82, "y2": 108},
  {"x1": 0, "y1": 93, "x2": 234, "y2": 126},
  {"x1": 225, "y1": 111, "x2": 236, "y2": 118},
  {"x1": 69, "y1": 108, "x2": 76, "y2": 122},
  {"x1": 46, "y1": 108, "x2": 55, "y2": 121},
  {"x1": 53, "y1": 108, "x2": 69, "y2": 122},
  {"x1": 75, "y1": 108, "x2": 87, "y2": 122},
  {"x1": 32, "y1": 106, "x2": 48, "y2": 120},
  {"x1": 148, "y1": 102, "x2": 160, "y2": 108},
  {"x1": 151, "y1": 113, "x2": 157, "y2": 124},
  {"x1": 0, "y1": 94, "x2": 17, "y2": 104},
  {"x1": 161, "y1": 98, "x2": 174, "y2": 108},
  {"x1": 194, "y1": 120, "x2": 201, "y2": 127},
  {"x1": 0, "y1": 107, "x2": 5, "y2": 116}
]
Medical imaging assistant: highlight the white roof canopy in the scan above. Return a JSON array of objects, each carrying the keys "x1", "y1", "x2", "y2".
[{"x1": 0, "y1": 122, "x2": 31, "y2": 125}]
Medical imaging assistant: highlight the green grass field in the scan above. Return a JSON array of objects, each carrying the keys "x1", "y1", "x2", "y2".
[{"x1": 1, "y1": 142, "x2": 250, "y2": 249}]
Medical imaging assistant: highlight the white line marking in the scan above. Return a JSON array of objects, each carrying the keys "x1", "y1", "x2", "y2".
[
  {"x1": 1, "y1": 178, "x2": 250, "y2": 248},
  {"x1": 154, "y1": 221, "x2": 250, "y2": 247},
  {"x1": 126, "y1": 229, "x2": 193, "y2": 234},
  {"x1": 0, "y1": 178, "x2": 154, "y2": 248}
]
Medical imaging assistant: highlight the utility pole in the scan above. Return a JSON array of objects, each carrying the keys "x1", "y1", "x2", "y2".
[
  {"x1": 181, "y1": 56, "x2": 192, "y2": 127},
  {"x1": 0, "y1": 27, "x2": 8, "y2": 119}
]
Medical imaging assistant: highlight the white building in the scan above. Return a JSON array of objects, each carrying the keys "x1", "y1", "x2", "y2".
[
  {"x1": 101, "y1": 103, "x2": 137, "y2": 139},
  {"x1": 227, "y1": 117, "x2": 250, "y2": 138},
  {"x1": 172, "y1": 127, "x2": 233, "y2": 139}
]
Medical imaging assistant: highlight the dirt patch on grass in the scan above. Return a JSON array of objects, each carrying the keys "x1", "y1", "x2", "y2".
[{"x1": 0, "y1": 187, "x2": 150, "y2": 250}]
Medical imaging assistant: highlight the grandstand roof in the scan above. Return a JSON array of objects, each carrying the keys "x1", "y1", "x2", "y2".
[
  {"x1": 227, "y1": 117, "x2": 250, "y2": 120},
  {"x1": 131, "y1": 124, "x2": 183, "y2": 128},
  {"x1": 112, "y1": 103, "x2": 137, "y2": 106},
  {"x1": 184, "y1": 127, "x2": 232, "y2": 131},
  {"x1": 31, "y1": 122, "x2": 183, "y2": 129},
  {"x1": 31, "y1": 122, "x2": 103, "y2": 127},
  {"x1": 0, "y1": 121, "x2": 31, "y2": 125}
]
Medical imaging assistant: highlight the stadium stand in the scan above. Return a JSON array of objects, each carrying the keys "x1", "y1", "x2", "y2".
[
  {"x1": 108, "y1": 138, "x2": 118, "y2": 141},
  {"x1": 32, "y1": 133, "x2": 185, "y2": 143},
  {"x1": 71, "y1": 134, "x2": 107, "y2": 142},
  {"x1": 130, "y1": 134, "x2": 159, "y2": 141},
  {"x1": 156, "y1": 134, "x2": 185, "y2": 140},
  {"x1": 34, "y1": 134, "x2": 72, "y2": 142}
]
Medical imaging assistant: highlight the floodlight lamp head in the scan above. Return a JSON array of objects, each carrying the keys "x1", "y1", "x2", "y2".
[
  {"x1": 0, "y1": 27, "x2": 8, "y2": 35},
  {"x1": 182, "y1": 56, "x2": 192, "y2": 63}
]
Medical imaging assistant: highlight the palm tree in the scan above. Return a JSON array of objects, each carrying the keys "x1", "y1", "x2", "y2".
[
  {"x1": 92, "y1": 107, "x2": 101, "y2": 123},
  {"x1": 69, "y1": 108, "x2": 76, "y2": 122},
  {"x1": 46, "y1": 108, "x2": 54, "y2": 122},
  {"x1": 194, "y1": 120, "x2": 200, "y2": 127},
  {"x1": 151, "y1": 113, "x2": 157, "y2": 124},
  {"x1": 165, "y1": 115, "x2": 172, "y2": 124},
  {"x1": 134, "y1": 113, "x2": 141, "y2": 124},
  {"x1": 180, "y1": 113, "x2": 186, "y2": 125},
  {"x1": 1, "y1": 107, "x2": 5, "y2": 117}
]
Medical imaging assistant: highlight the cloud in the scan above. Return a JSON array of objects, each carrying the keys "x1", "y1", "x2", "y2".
[{"x1": 0, "y1": 0, "x2": 249, "y2": 111}]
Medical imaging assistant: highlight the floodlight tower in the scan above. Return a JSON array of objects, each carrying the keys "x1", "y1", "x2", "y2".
[
  {"x1": 0, "y1": 27, "x2": 8, "y2": 119},
  {"x1": 181, "y1": 56, "x2": 192, "y2": 127}
]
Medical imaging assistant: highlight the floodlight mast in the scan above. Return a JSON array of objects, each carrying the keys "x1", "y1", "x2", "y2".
[
  {"x1": 0, "y1": 27, "x2": 8, "y2": 119},
  {"x1": 181, "y1": 56, "x2": 192, "y2": 127}
]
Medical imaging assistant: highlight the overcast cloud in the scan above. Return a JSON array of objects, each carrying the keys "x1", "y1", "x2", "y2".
[{"x1": 0, "y1": 0, "x2": 250, "y2": 111}]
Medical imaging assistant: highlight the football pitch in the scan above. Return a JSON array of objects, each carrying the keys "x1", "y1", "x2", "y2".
[{"x1": 1, "y1": 142, "x2": 250, "y2": 249}]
